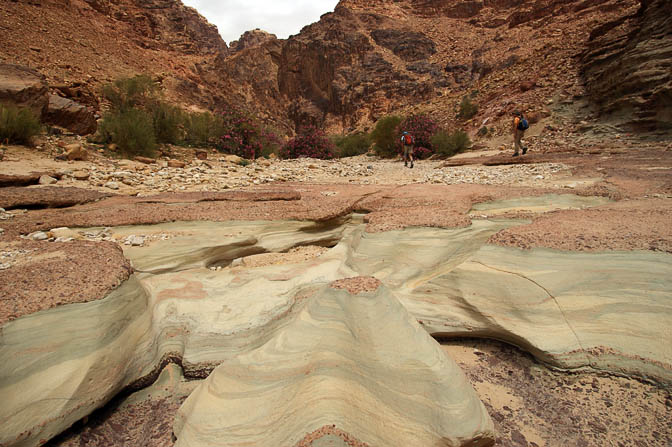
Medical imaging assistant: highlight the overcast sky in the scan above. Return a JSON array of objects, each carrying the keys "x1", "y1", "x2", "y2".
[{"x1": 181, "y1": 0, "x2": 340, "y2": 44}]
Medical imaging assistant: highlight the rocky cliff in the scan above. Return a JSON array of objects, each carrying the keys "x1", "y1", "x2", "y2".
[
  {"x1": 581, "y1": 0, "x2": 672, "y2": 132},
  {"x1": 1, "y1": 0, "x2": 670, "y2": 136}
]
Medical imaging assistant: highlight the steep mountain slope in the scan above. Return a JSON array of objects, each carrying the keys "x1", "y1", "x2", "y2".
[
  {"x1": 0, "y1": 0, "x2": 230, "y2": 111},
  {"x1": 1, "y1": 0, "x2": 669, "y2": 137}
]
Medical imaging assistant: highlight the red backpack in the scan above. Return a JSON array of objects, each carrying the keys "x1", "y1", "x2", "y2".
[{"x1": 403, "y1": 134, "x2": 413, "y2": 145}]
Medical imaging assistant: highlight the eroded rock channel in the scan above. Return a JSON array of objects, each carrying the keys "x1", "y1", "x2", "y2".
[{"x1": 1, "y1": 195, "x2": 670, "y2": 447}]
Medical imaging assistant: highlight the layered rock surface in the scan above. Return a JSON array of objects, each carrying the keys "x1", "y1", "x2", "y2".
[
  {"x1": 1, "y1": 207, "x2": 670, "y2": 446},
  {"x1": 174, "y1": 279, "x2": 494, "y2": 446},
  {"x1": 581, "y1": 0, "x2": 672, "y2": 131}
]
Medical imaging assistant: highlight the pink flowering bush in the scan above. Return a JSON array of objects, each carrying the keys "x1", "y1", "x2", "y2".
[
  {"x1": 217, "y1": 106, "x2": 263, "y2": 159},
  {"x1": 396, "y1": 114, "x2": 439, "y2": 159},
  {"x1": 280, "y1": 126, "x2": 335, "y2": 159}
]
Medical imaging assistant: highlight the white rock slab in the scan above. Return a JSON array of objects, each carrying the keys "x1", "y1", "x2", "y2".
[{"x1": 173, "y1": 282, "x2": 494, "y2": 446}]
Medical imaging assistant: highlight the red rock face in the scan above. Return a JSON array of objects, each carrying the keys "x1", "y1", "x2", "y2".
[
  {"x1": 83, "y1": 0, "x2": 227, "y2": 55},
  {"x1": 229, "y1": 29, "x2": 278, "y2": 53}
]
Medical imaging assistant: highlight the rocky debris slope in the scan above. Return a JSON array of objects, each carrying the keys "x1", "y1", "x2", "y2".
[{"x1": 0, "y1": 0, "x2": 231, "y2": 113}]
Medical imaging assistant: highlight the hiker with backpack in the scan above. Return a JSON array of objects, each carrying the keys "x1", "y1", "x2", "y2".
[
  {"x1": 512, "y1": 111, "x2": 529, "y2": 157},
  {"x1": 401, "y1": 131, "x2": 414, "y2": 168}
]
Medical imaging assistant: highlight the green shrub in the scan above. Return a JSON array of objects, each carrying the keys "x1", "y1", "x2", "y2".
[
  {"x1": 98, "y1": 108, "x2": 156, "y2": 156},
  {"x1": 457, "y1": 96, "x2": 478, "y2": 120},
  {"x1": 371, "y1": 115, "x2": 403, "y2": 158},
  {"x1": 0, "y1": 104, "x2": 41, "y2": 144},
  {"x1": 184, "y1": 111, "x2": 223, "y2": 147},
  {"x1": 149, "y1": 101, "x2": 183, "y2": 144},
  {"x1": 331, "y1": 132, "x2": 370, "y2": 158},
  {"x1": 102, "y1": 75, "x2": 158, "y2": 111},
  {"x1": 431, "y1": 129, "x2": 471, "y2": 157}
]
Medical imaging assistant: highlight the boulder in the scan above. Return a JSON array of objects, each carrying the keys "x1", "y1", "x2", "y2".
[
  {"x1": 44, "y1": 94, "x2": 97, "y2": 135},
  {"x1": 0, "y1": 64, "x2": 48, "y2": 118},
  {"x1": 50, "y1": 227, "x2": 82, "y2": 240},
  {"x1": 64, "y1": 143, "x2": 88, "y2": 161},
  {"x1": 39, "y1": 175, "x2": 58, "y2": 185},
  {"x1": 195, "y1": 149, "x2": 207, "y2": 160}
]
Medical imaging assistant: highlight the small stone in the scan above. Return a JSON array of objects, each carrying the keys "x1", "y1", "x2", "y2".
[
  {"x1": 64, "y1": 143, "x2": 87, "y2": 161},
  {"x1": 104, "y1": 181, "x2": 120, "y2": 190},
  {"x1": 124, "y1": 235, "x2": 145, "y2": 246},
  {"x1": 29, "y1": 231, "x2": 49, "y2": 241},
  {"x1": 195, "y1": 150, "x2": 208, "y2": 160},
  {"x1": 134, "y1": 156, "x2": 155, "y2": 165},
  {"x1": 72, "y1": 170, "x2": 90, "y2": 180},
  {"x1": 0, "y1": 263, "x2": 10, "y2": 270},
  {"x1": 39, "y1": 175, "x2": 58, "y2": 185},
  {"x1": 50, "y1": 227, "x2": 80, "y2": 240},
  {"x1": 168, "y1": 159, "x2": 186, "y2": 168}
]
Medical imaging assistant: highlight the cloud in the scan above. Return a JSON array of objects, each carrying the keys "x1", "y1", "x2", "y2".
[{"x1": 181, "y1": 0, "x2": 340, "y2": 44}]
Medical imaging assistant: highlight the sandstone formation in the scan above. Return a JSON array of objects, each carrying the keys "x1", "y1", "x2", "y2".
[
  {"x1": 174, "y1": 280, "x2": 494, "y2": 446},
  {"x1": 1, "y1": 208, "x2": 669, "y2": 446},
  {"x1": 581, "y1": 0, "x2": 672, "y2": 132}
]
